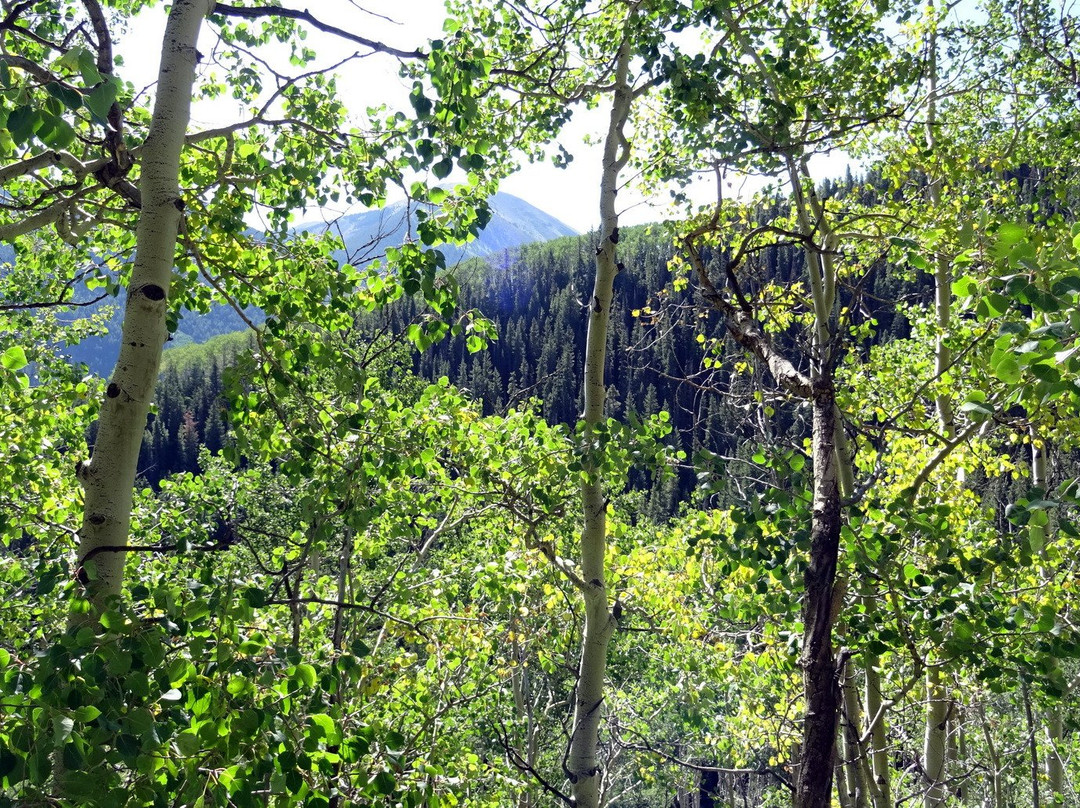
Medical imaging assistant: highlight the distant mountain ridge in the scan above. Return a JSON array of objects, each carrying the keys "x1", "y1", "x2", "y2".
[
  {"x1": 305, "y1": 191, "x2": 579, "y2": 264},
  {"x1": 56, "y1": 193, "x2": 579, "y2": 376}
]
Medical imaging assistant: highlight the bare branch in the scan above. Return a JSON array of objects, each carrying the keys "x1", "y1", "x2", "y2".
[
  {"x1": 212, "y1": 3, "x2": 425, "y2": 60},
  {"x1": 0, "y1": 205, "x2": 67, "y2": 242}
]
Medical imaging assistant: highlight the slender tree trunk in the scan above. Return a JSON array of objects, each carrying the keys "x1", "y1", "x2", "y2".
[
  {"x1": 923, "y1": 667, "x2": 949, "y2": 808},
  {"x1": 864, "y1": 643, "x2": 892, "y2": 808},
  {"x1": 74, "y1": 0, "x2": 214, "y2": 615},
  {"x1": 1046, "y1": 709, "x2": 1064, "y2": 806},
  {"x1": 784, "y1": 156, "x2": 848, "y2": 808},
  {"x1": 841, "y1": 664, "x2": 871, "y2": 808},
  {"x1": 1029, "y1": 439, "x2": 1064, "y2": 806},
  {"x1": 922, "y1": 11, "x2": 953, "y2": 802},
  {"x1": 1023, "y1": 681, "x2": 1041, "y2": 808},
  {"x1": 511, "y1": 610, "x2": 539, "y2": 808},
  {"x1": 977, "y1": 701, "x2": 1004, "y2": 808},
  {"x1": 949, "y1": 700, "x2": 967, "y2": 805},
  {"x1": 836, "y1": 760, "x2": 854, "y2": 808},
  {"x1": 566, "y1": 31, "x2": 634, "y2": 808},
  {"x1": 794, "y1": 377, "x2": 843, "y2": 808},
  {"x1": 327, "y1": 529, "x2": 353, "y2": 808}
]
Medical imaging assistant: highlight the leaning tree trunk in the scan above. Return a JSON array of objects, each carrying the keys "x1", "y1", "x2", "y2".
[
  {"x1": 74, "y1": 0, "x2": 214, "y2": 615},
  {"x1": 566, "y1": 32, "x2": 634, "y2": 808}
]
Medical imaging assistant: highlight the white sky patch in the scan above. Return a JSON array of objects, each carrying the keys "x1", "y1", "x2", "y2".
[{"x1": 115, "y1": 2, "x2": 860, "y2": 235}]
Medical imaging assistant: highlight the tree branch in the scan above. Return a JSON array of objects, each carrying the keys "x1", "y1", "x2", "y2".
[
  {"x1": 682, "y1": 232, "x2": 813, "y2": 400},
  {"x1": 212, "y1": 3, "x2": 425, "y2": 60}
]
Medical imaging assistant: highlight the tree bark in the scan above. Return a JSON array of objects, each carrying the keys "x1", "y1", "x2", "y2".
[
  {"x1": 841, "y1": 663, "x2": 871, "y2": 808},
  {"x1": 864, "y1": 641, "x2": 892, "y2": 808},
  {"x1": 1023, "y1": 680, "x2": 1041, "y2": 808},
  {"x1": 74, "y1": 0, "x2": 214, "y2": 614},
  {"x1": 977, "y1": 701, "x2": 1004, "y2": 808},
  {"x1": 922, "y1": 667, "x2": 948, "y2": 808},
  {"x1": 794, "y1": 377, "x2": 843, "y2": 808},
  {"x1": 1031, "y1": 439, "x2": 1064, "y2": 806},
  {"x1": 922, "y1": 11, "x2": 953, "y2": 801},
  {"x1": 566, "y1": 30, "x2": 634, "y2": 808}
]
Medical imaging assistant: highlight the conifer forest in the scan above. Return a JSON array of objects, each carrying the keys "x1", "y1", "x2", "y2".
[{"x1": 5, "y1": 1, "x2": 1080, "y2": 806}]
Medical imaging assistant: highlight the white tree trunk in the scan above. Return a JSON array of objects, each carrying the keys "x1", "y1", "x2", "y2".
[
  {"x1": 923, "y1": 666, "x2": 949, "y2": 808},
  {"x1": 864, "y1": 643, "x2": 892, "y2": 808},
  {"x1": 1030, "y1": 439, "x2": 1064, "y2": 806},
  {"x1": 75, "y1": 0, "x2": 214, "y2": 611},
  {"x1": 566, "y1": 32, "x2": 634, "y2": 808},
  {"x1": 923, "y1": 12, "x2": 953, "y2": 803}
]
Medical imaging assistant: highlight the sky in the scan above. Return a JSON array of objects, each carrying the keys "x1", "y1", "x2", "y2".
[{"x1": 116, "y1": 1, "x2": 858, "y2": 233}]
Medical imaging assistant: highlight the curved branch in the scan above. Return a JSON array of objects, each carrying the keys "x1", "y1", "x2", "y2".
[{"x1": 212, "y1": 3, "x2": 425, "y2": 60}]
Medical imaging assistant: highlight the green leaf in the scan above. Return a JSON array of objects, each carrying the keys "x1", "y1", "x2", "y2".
[
  {"x1": 77, "y1": 49, "x2": 103, "y2": 85},
  {"x1": 432, "y1": 158, "x2": 453, "y2": 179},
  {"x1": 53, "y1": 716, "x2": 74, "y2": 744},
  {"x1": 84, "y1": 79, "x2": 118, "y2": 124},
  {"x1": 73, "y1": 705, "x2": 101, "y2": 722},
  {"x1": 995, "y1": 222, "x2": 1027, "y2": 251},
  {"x1": 292, "y1": 663, "x2": 317, "y2": 688},
  {"x1": 1031, "y1": 363, "x2": 1061, "y2": 383},
  {"x1": 959, "y1": 400, "x2": 994, "y2": 419},
  {"x1": 992, "y1": 355, "x2": 1020, "y2": 384},
  {"x1": 6, "y1": 105, "x2": 38, "y2": 144},
  {"x1": 45, "y1": 82, "x2": 83, "y2": 111},
  {"x1": 175, "y1": 730, "x2": 201, "y2": 756},
  {"x1": 984, "y1": 293, "x2": 1010, "y2": 317},
  {"x1": 951, "y1": 275, "x2": 978, "y2": 297},
  {"x1": 1036, "y1": 605, "x2": 1057, "y2": 633},
  {"x1": 308, "y1": 713, "x2": 340, "y2": 744},
  {"x1": 0, "y1": 347, "x2": 25, "y2": 371},
  {"x1": 373, "y1": 770, "x2": 396, "y2": 795}
]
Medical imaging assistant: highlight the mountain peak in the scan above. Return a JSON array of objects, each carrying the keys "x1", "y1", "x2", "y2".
[{"x1": 310, "y1": 191, "x2": 579, "y2": 264}]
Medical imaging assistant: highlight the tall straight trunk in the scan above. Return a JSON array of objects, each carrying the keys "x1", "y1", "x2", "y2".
[
  {"x1": 74, "y1": 0, "x2": 214, "y2": 614},
  {"x1": 923, "y1": 667, "x2": 948, "y2": 808},
  {"x1": 1046, "y1": 710, "x2": 1064, "y2": 806},
  {"x1": 1023, "y1": 681, "x2": 1041, "y2": 808},
  {"x1": 977, "y1": 701, "x2": 1004, "y2": 808},
  {"x1": 794, "y1": 377, "x2": 843, "y2": 808},
  {"x1": 511, "y1": 613, "x2": 539, "y2": 808},
  {"x1": 836, "y1": 760, "x2": 854, "y2": 808},
  {"x1": 708, "y1": 19, "x2": 852, "y2": 805},
  {"x1": 923, "y1": 10, "x2": 953, "y2": 803},
  {"x1": 1030, "y1": 439, "x2": 1064, "y2": 805},
  {"x1": 841, "y1": 663, "x2": 872, "y2": 808},
  {"x1": 566, "y1": 32, "x2": 634, "y2": 808},
  {"x1": 327, "y1": 529, "x2": 353, "y2": 808},
  {"x1": 864, "y1": 644, "x2": 892, "y2": 808},
  {"x1": 949, "y1": 701, "x2": 967, "y2": 804},
  {"x1": 784, "y1": 156, "x2": 849, "y2": 808}
]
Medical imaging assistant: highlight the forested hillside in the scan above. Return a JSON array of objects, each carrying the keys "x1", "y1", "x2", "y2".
[
  {"x1": 65, "y1": 192, "x2": 577, "y2": 377},
  {"x1": 146, "y1": 192, "x2": 912, "y2": 515},
  {"x1": 4, "y1": 2, "x2": 1080, "y2": 808}
]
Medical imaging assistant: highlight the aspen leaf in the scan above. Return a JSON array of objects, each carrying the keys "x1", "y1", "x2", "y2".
[{"x1": 0, "y1": 346, "x2": 25, "y2": 371}]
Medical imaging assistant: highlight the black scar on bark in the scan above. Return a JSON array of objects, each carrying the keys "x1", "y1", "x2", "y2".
[
  {"x1": 142, "y1": 284, "x2": 166, "y2": 301},
  {"x1": 107, "y1": 383, "x2": 121, "y2": 398}
]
